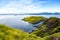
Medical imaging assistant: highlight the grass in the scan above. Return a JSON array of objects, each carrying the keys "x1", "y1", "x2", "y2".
[
  {"x1": 23, "y1": 16, "x2": 46, "y2": 24},
  {"x1": 23, "y1": 16, "x2": 60, "y2": 40},
  {"x1": 0, "y1": 16, "x2": 60, "y2": 40},
  {"x1": 0, "y1": 24, "x2": 41, "y2": 40}
]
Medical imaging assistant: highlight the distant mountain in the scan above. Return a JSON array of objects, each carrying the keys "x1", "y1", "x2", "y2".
[
  {"x1": 27, "y1": 12, "x2": 60, "y2": 15},
  {"x1": 0, "y1": 12, "x2": 60, "y2": 15}
]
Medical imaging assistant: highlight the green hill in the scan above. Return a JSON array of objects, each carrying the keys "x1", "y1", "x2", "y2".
[
  {"x1": 23, "y1": 16, "x2": 60, "y2": 40},
  {"x1": 23, "y1": 16, "x2": 46, "y2": 24},
  {"x1": 0, "y1": 16, "x2": 60, "y2": 40},
  {"x1": 0, "y1": 24, "x2": 41, "y2": 40}
]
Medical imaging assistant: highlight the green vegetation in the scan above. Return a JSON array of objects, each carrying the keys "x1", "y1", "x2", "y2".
[
  {"x1": 23, "y1": 16, "x2": 60, "y2": 40},
  {"x1": 23, "y1": 16, "x2": 46, "y2": 24},
  {"x1": 0, "y1": 16, "x2": 60, "y2": 40},
  {"x1": 0, "y1": 24, "x2": 41, "y2": 40}
]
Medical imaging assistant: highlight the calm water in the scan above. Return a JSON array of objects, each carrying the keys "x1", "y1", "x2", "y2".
[{"x1": 0, "y1": 15, "x2": 60, "y2": 32}]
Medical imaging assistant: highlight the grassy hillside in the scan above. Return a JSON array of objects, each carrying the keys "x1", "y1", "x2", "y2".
[
  {"x1": 23, "y1": 16, "x2": 46, "y2": 24},
  {"x1": 0, "y1": 16, "x2": 60, "y2": 40},
  {"x1": 0, "y1": 24, "x2": 41, "y2": 40},
  {"x1": 23, "y1": 16, "x2": 60, "y2": 40}
]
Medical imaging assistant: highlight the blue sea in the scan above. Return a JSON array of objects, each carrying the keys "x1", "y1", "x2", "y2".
[{"x1": 0, "y1": 15, "x2": 60, "y2": 32}]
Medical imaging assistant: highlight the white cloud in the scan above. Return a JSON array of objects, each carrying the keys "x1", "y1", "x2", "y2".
[
  {"x1": 0, "y1": 0, "x2": 60, "y2": 14},
  {"x1": 0, "y1": 0, "x2": 47, "y2": 14}
]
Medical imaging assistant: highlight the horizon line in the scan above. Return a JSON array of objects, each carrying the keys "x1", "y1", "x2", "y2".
[{"x1": 0, "y1": 13, "x2": 60, "y2": 15}]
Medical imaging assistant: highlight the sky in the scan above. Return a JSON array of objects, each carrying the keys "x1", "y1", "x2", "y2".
[{"x1": 0, "y1": 0, "x2": 60, "y2": 14}]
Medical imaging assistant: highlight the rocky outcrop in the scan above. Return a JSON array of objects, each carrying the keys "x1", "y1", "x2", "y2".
[{"x1": 46, "y1": 17, "x2": 58, "y2": 29}]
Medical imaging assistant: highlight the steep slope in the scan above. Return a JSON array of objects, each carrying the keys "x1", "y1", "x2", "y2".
[
  {"x1": 0, "y1": 24, "x2": 41, "y2": 40},
  {"x1": 31, "y1": 17, "x2": 60, "y2": 38},
  {"x1": 43, "y1": 32, "x2": 60, "y2": 40},
  {"x1": 23, "y1": 16, "x2": 60, "y2": 40},
  {"x1": 0, "y1": 16, "x2": 59, "y2": 40}
]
